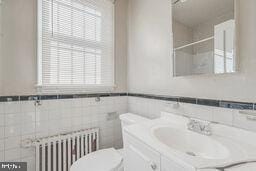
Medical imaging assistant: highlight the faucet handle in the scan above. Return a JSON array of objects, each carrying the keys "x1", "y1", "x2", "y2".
[
  {"x1": 187, "y1": 118, "x2": 212, "y2": 136},
  {"x1": 187, "y1": 118, "x2": 197, "y2": 129},
  {"x1": 203, "y1": 123, "x2": 212, "y2": 134}
]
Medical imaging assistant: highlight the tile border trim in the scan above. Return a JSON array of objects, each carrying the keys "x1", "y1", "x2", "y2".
[
  {"x1": 0, "y1": 92, "x2": 255, "y2": 110},
  {"x1": 128, "y1": 93, "x2": 255, "y2": 110},
  {"x1": 0, "y1": 93, "x2": 127, "y2": 102}
]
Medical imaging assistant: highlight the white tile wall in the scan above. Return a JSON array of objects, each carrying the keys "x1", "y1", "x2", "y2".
[
  {"x1": 0, "y1": 96, "x2": 128, "y2": 171},
  {"x1": 2, "y1": 95, "x2": 255, "y2": 171},
  {"x1": 128, "y1": 96, "x2": 256, "y2": 131}
]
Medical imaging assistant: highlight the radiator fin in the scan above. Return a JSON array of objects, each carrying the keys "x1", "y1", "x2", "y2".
[{"x1": 35, "y1": 128, "x2": 99, "y2": 171}]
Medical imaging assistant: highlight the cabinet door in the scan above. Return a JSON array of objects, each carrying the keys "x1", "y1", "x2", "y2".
[
  {"x1": 124, "y1": 133, "x2": 160, "y2": 171},
  {"x1": 161, "y1": 156, "x2": 194, "y2": 171}
]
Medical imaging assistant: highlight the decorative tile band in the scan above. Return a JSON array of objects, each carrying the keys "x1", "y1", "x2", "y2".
[
  {"x1": 0, "y1": 93, "x2": 128, "y2": 102},
  {"x1": 128, "y1": 93, "x2": 255, "y2": 110},
  {"x1": 0, "y1": 92, "x2": 254, "y2": 111}
]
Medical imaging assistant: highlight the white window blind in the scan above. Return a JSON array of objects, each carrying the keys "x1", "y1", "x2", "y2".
[{"x1": 37, "y1": 0, "x2": 115, "y2": 93}]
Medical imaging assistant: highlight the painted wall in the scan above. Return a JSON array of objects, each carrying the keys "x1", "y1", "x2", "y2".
[
  {"x1": 1, "y1": 0, "x2": 37, "y2": 96},
  {"x1": 0, "y1": 0, "x2": 128, "y2": 96},
  {"x1": 0, "y1": 3, "x2": 2, "y2": 93},
  {"x1": 128, "y1": 0, "x2": 256, "y2": 102}
]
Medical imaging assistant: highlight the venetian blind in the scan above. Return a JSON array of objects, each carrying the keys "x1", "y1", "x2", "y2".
[{"x1": 38, "y1": 0, "x2": 114, "y2": 92}]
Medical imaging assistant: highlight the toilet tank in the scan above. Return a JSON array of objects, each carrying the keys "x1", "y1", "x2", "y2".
[
  {"x1": 119, "y1": 113, "x2": 149, "y2": 129},
  {"x1": 119, "y1": 113, "x2": 150, "y2": 148}
]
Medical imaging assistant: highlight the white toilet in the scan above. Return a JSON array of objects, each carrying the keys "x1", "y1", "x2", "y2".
[{"x1": 70, "y1": 113, "x2": 149, "y2": 171}]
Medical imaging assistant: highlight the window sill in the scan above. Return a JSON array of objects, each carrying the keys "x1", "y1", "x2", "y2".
[{"x1": 35, "y1": 85, "x2": 116, "y2": 94}]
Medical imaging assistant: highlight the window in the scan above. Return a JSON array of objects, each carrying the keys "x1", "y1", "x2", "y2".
[{"x1": 37, "y1": 0, "x2": 114, "y2": 93}]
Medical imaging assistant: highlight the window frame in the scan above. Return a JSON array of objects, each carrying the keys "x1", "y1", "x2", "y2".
[{"x1": 37, "y1": 0, "x2": 116, "y2": 94}]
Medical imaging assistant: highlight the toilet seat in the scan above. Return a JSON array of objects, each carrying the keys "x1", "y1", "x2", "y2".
[{"x1": 70, "y1": 148, "x2": 123, "y2": 171}]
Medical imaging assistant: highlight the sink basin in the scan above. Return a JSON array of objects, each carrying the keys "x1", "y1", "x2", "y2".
[{"x1": 152, "y1": 126, "x2": 230, "y2": 160}]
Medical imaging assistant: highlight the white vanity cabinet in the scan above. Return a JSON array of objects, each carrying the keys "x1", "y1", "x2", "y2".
[
  {"x1": 124, "y1": 133, "x2": 161, "y2": 171},
  {"x1": 124, "y1": 132, "x2": 195, "y2": 171},
  {"x1": 161, "y1": 156, "x2": 192, "y2": 171}
]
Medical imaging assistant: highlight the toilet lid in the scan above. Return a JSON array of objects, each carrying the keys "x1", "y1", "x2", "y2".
[{"x1": 71, "y1": 148, "x2": 123, "y2": 171}]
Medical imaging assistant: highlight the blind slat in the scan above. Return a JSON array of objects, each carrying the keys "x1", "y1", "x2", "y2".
[{"x1": 38, "y1": 0, "x2": 114, "y2": 92}]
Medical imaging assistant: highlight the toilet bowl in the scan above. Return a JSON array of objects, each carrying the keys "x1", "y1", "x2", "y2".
[{"x1": 70, "y1": 113, "x2": 149, "y2": 171}]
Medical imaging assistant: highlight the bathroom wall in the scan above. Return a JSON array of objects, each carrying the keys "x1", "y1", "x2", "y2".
[
  {"x1": 127, "y1": 0, "x2": 256, "y2": 102},
  {"x1": 0, "y1": 0, "x2": 128, "y2": 96},
  {"x1": 0, "y1": 2, "x2": 2, "y2": 94},
  {"x1": 0, "y1": 95, "x2": 127, "y2": 171},
  {"x1": 128, "y1": 96, "x2": 256, "y2": 131},
  {"x1": 0, "y1": 1, "x2": 129, "y2": 170}
]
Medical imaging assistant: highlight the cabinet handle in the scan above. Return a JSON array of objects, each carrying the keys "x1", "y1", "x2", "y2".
[
  {"x1": 129, "y1": 145, "x2": 157, "y2": 170},
  {"x1": 150, "y1": 162, "x2": 157, "y2": 170}
]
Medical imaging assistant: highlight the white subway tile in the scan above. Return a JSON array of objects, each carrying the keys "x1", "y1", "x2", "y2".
[
  {"x1": 21, "y1": 156, "x2": 35, "y2": 171},
  {"x1": 5, "y1": 125, "x2": 21, "y2": 137},
  {"x1": 163, "y1": 101, "x2": 186, "y2": 115},
  {"x1": 233, "y1": 110, "x2": 256, "y2": 131},
  {"x1": 60, "y1": 107, "x2": 72, "y2": 118},
  {"x1": 4, "y1": 136, "x2": 21, "y2": 150},
  {"x1": 0, "y1": 126, "x2": 4, "y2": 139},
  {"x1": 71, "y1": 99, "x2": 83, "y2": 108},
  {"x1": 0, "y1": 103, "x2": 4, "y2": 114},
  {"x1": 212, "y1": 107, "x2": 233, "y2": 125},
  {"x1": 47, "y1": 120, "x2": 60, "y2": 135},
  {"x1": 35, "y1": 100, "x2": 49, "y2": 111},
  {"x1": 0, "y1": 95, "x2": 128, "y2": 169},
  {"x1": 0, "y1": 139, "x2": 4, "y2": 151},
  {"x1": 45, "y1": 100, "x2": 60, "y2": 110},
  {"x1": 35, "y1": 121, "x2": 48, "y2": 135},
  {"x1": 82, "y1": 114, "x2": 92, "y2": 125},
  {"x1": 72, "y1": 116, "x2": 83, "y2": 127},
  {"x1": 21, "y1": 122, "x2": 35, "y2": 135},
  {"x1": 4, "y1": 102, "x2": 20, "y2": 114},
  {"x1": 22, "y1": 112, "x2": 35, "y2": 124},
  {"x1": 182, "y1": 103, "x2": 213, "y2": 121},
  {"x1": 35, "y1": 131, "x2": 48, "y2": 139},
  {"x1": 4, "y1": 148, "x2": 21, "y2": 161},
  {"x1": 35, "y1": 110, "x2": 48, "y2": 122},
  {"x1": 20, "y1": 101, "x2": 35, "y2": 113},
  {"x1": 0, "y1": 115, "x2": 4, "y2": 126},
  {"x1": 100, "y1": 135, "x2": 114, "y2": 149},
  {"x1": 82, "y1": 98, "x2": 91, "y2": 107},
  {"x1": 48, "y1": 109, "x2": 61, "y2": 120},
  {"x1": 21, "y1": 134, "x2": 35, "y2": 142},
  {"x1": 5, "y1": 113, "x2": 21, "y2": 126},
  {"x1": 60, "y1": 118, "x2": 72, "y2": 129},
  {"x1": 0, "y1": 150, "x2": 4, "y2": 161},
  {"x1": 72, "y1": 108, "x2": 83, "y2": 117},
  {"x1": 59, "y1": 99, "x2": 72, "y2": 109},
  {"x1": 21, "y1": 147, "x2": 35, "y2": 158}
]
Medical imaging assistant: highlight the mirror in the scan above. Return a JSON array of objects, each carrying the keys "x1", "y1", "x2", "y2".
[{"x1": 172, "y1": 0, "x2": 237, "y2": 77}]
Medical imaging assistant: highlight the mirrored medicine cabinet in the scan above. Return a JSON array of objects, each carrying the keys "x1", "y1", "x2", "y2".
[{"x1": 172, "y1": 0, "x2": 238, "y2": 77}]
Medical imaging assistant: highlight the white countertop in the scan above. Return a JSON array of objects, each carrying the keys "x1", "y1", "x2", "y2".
[{"x1": 124, "y1": 114, "x2": 256, "y2": 170}]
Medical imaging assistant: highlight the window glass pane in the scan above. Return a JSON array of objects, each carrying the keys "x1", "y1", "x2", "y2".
[{"x1": 40, "y1": 0, "x2": 113, "y2": 88}]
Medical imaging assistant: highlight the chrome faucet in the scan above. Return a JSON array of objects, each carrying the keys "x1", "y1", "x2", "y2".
[{"x1": 187, "y1": 118, "x2": 212, "y2": 136}]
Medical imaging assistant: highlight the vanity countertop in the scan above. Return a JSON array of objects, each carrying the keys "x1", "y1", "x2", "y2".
[{"x1": 124, "y1": 113, "x2": 256, "y2": 170}]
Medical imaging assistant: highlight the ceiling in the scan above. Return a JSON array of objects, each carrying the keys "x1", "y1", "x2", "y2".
[{"x1": 172, "y1": 0, "x2": 234, "y2": 28}]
